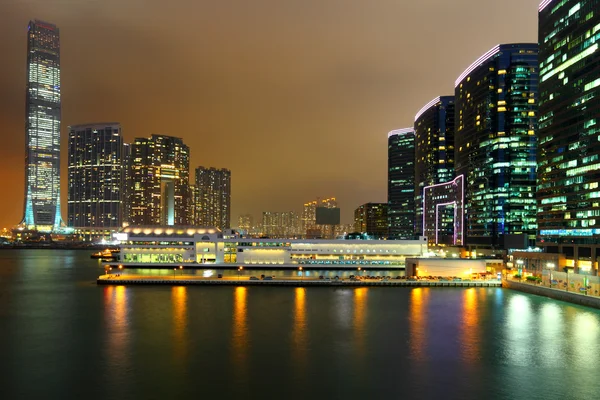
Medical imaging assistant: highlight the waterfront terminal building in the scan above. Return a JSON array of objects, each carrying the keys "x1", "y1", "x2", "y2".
[{"x1": 109, "y1": 226, "x2": 428, "y2": 269}]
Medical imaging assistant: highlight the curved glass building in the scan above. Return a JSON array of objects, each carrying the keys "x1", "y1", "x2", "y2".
[{"x1": 455, "y1": 43, "x2": 539, "y2": 249}]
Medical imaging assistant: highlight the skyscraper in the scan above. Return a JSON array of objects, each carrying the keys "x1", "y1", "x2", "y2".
[
  {"x1": 128, "y1": 135, "x2": 190, "y2": 226},
  {"x1": 22, "y1": 20, "x2": 63, "y2": 232},
  {"x1": 455, "y1": 43, "x2": 538, "y2": 249},
  {"x1": 354, "y1": 203, "x2": 388, "y2": 239},
  {"x1": 538, "y1": 0, "x2": 600, "y2": 271},
  {"x1": 68, "y1": 123, "x2": 123, "y2": 230},
  {"x1": 414, "y1": 96, "x2": 455, "y2": 238},
  {"x1": 195, "y1": 167, "x2": 231, "y2": 230},
  {"x1": 388, "y1": 128, "x2": 415, "y2": 239}
]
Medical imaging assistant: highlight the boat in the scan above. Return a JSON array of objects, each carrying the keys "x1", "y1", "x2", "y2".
[{"x1": 91, "y1": 249, "x2": 119, "y2": 260}]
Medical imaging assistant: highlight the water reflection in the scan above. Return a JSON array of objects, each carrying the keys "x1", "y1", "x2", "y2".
[
  {"x1": 409, "y1": 288, "x2": 428, "y2": 361},
  {"x1": 103, "y1": 285, "x2": 130, "y2": 370},
  {"x1": 539, "y1": 302, "x2": 564, "y2": 367},
  {"x1": 292, "y1": 288, "x2": 307, "y2": 368},
  {"x1": 354, "y1": 288, "x2": 368, "y2": 355},
  {"x1": 573, "y1": 312, "x2": 600, "y2": 367},
  {"x1": 461, "y1": 288, "x2": 480, "y2": 363},
  {"x1": 172, "y1": 286, "x2": 188, "y2": 364},
  {"x1": 505, "y1": 294, "x2": 533, "y2": 365},
  {"x1": 231, "y1": 287, "x2": 248, "y2": 371}
]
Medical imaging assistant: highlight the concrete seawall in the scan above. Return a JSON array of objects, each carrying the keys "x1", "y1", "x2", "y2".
[
  {"x1": 503, "y1": 279, "x2": 600, "y2": 310},
  {"x1": 97, "y1": 276, "x2": 502, "y2": 288}
]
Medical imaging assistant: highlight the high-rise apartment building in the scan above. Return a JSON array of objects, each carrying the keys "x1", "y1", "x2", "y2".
[
  {"x1": 195, "y1": 167, "x2": 231, "y2": 230},
  {"x1": 238, "y1": 214, "x2": 253, "y2": 233},
  {"x1": 68, "y1": 123, "x2": 123, "y2": 229},
  {"x1": 538, "y1": 0, "x2": 600, "y2": 272},
  {"x1": 128, "y1": 135, "x2": 190, "y2": 226},
  {"x1": 388, "y1": 128, "x2": 416, "y2": 239},
  {"x1": 354, "y1": 203, "x2": 388, "y2": 239},
  {"x1": 455, "y1": 43, "x2": 538, "y2": 249},
  {"x1": 414, "y1": 96, "x2": 455, "y2": 238},
  {"x1": 21, "y1": 20, "x2": 63, "y2": 232},
  {"x1": 262, "y1": 211, "x2": 299, "y2": 237}
]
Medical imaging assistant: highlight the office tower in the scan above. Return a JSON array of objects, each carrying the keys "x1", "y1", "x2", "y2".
[
  {"x1": 354, "y1": 203, "x2": 388, "y2": 239},
  {"x1": 388, "y1": 128, "x2": 415, "y2": 239},
  {"x1": 21, "y1": 20, "x2": 63, "y2": 232},
  {"x1": 188, "y1": 184, "x2": 197, "y2": 225},
  {"x1": 195, "y1": 167, "x2": 231, "y2": 230},
  {"x1": 455, "y1": 43, "x2": 538, "y2": 249},
  {"x1": 414, "y1": 96, "x2": 455, "y2": 239},
  {"x1": 68, "y1": 123, "x2": 123, "y2": 229},
  {"x1": 538, "y1": 0, "x2": 600, "y2": 271},
  {"x1": 128, "y1": 135, "x2": 190, "y2": 226}
]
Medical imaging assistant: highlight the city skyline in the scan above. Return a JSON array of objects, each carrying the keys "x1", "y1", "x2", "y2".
[{"x1": 0, "y1": 1, "x2": 540, "y2": 228}]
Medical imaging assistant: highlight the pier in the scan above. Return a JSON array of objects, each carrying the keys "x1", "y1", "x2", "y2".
[{"x1": 97, "y1": 275, "x2": 502, "y2": 288}]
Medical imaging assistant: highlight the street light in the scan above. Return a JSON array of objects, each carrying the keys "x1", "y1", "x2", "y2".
[
  {"x1": 179, "y1": 265, "x2": 183, "y2": 276},
  {"x1": 238, "y1": 266, "x2": 243, "y2": 278},
  {"x1": 173, "y1": 268, "x2": 176, "y2": 278},
  {"x1": 299, "y1": 266, "x2": 303, "y2": 282}
]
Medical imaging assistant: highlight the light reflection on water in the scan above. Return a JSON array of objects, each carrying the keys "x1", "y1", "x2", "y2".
[{"x1": 3, "y1": 250, "x2": 600, "y2": 399}]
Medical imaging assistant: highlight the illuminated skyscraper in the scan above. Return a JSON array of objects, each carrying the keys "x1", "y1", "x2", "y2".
[
  {"x1": 388, "y1": 128, "x2": 415, "y2": 239},
  {"x1": 128, "y1": 135, "x2": 190, "y2": 226},
  {"x1": 354, "y1": 203, "x2": 388, "y2": 239},
  {"x1": 538, "y1": 0, "x2": 600, "y2": 270},
  {"x1": 455, "y1": 43, "x2": 538, "y2": 249},
  {"x1": 68, "y1": 123, "x2": 123, "y2": 229},
  {"x1": 414, "y1": 96, "x2": 455, "y2": 239},
  {"x1": 21, "y1": 20, "x2": 63, "y2": 232},
  {"x1": 195, "y1": 167, "x2": 231, "y2": 230}
]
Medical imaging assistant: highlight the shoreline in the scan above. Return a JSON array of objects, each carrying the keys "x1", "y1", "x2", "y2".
[{"x1": 97, "y1": 275, "x2": 502, "y2": 287}]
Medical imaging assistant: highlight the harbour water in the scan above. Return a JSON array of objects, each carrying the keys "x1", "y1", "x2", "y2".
[{"x1": 1, "y1": 250, "x2": 600, "y2": 399}]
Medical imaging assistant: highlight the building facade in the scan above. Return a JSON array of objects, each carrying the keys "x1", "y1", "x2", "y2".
[
  {"x1": 455, "y1": 43, "x2": 539, "y2": 249},
  {"x1": 22, "y1": 20, "x2": 63, "y2": 232},
  {"x1": 127, "y1": 135, "x2": 190, "y2": 226},
  {"x1": 388, "y1": 128, "x2": 416, "y2": 239},
  {"x1": 354, "y1": 203, "x2": 388, "y2": 239},
  {"x1": 538, "y1": 0, "x2": 600, "y2": 274},
  {"x1": 111, "y1": 225, "x2": 428, "y2": 269},
  {"x1": 194, "y1": 167, "x2": 231, "y2": 230},
  {"x1": 414, "y1": 96, "x2": 455, "y2": 237},
  {"x1": 68, "y1": 123, "x2": 123, "y2": 231}
]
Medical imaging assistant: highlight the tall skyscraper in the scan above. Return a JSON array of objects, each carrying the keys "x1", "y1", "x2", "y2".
[
  {"x1": 388, "y1": 128, "x2": 415, "y2": 239},
  {"x1": 354, "y1": 203, "x2": 388, "y2": 239},
  {"x1": 128, "y1": 135, "x2": 190, "y2": 226},
  {"x1": 238, "y1": 214, "x2": 253, "y2": 233},
  {"x1": 68, "y1": 123, "x2": 123, "y2": 229},
  {"x1": 261, "y1": 211, "x2": 298, "y2": 237},
  {"x1": 195, "y1": 167, "x2": 231, "y2": 230},
  {"x1": 455, "y1": 43, "x2": 538, "y2": 249},
  {"x1": 21, "y1": 20, "x2": 63, "y2": 232},
  {"x1": 414, "y1": 96, "x2": 455, "y2": 238},
  {"x1": 538, "y1": 0, "x2": 600, "y2": 271}
]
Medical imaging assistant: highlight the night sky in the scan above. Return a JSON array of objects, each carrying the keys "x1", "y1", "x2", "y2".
[{"x1": 0, "y1": 0, "x2": 539, "y2": 228}]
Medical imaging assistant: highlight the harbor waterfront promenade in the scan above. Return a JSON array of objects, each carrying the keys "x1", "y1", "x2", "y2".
[
  {"x1": 503, "y1": 277, "x2": 600, "y2": 310},
  {"x1": 97, "y1": 274, "x2": 502, "y2": 287}
]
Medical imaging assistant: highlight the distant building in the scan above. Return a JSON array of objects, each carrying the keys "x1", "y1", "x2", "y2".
[
  {"x1": 262, "y1": 212, "x2": 299, "y2": 238},
  {"x1": 238, "y1": 214, "x2": 253, "y2": 233},
  {"x1": 21, "y1": 20, "x2": 64, "y2": 232},
  {"x1": 354, "y1": 203, "x2": 388, "y2": 239},
  {"x1": 195, "y1": 167, "x2": 231, "y2": 230},
  {"x1": 538, "y1": 0, "x2": 600, "y2": 273},
  {"x1": 388, "y1": 128, "x2": 415, "y2": 239},
  {"x1": 68, "y1": 123, "x2": 124, "y2": 235},
  {"x1": 455, "y1": 43, "x2": 538, "y2": 249},
  {"x1": 127, "y1": 135, "x2": 190, "y2": 226},
  {"x1": 414, "y1": 96, "x2": 455, "y2": 237}
]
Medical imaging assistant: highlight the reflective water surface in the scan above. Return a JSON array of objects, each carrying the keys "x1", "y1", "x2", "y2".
[{"x1": 1, "y1": 250, "x2": 600, "y2": 399}]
